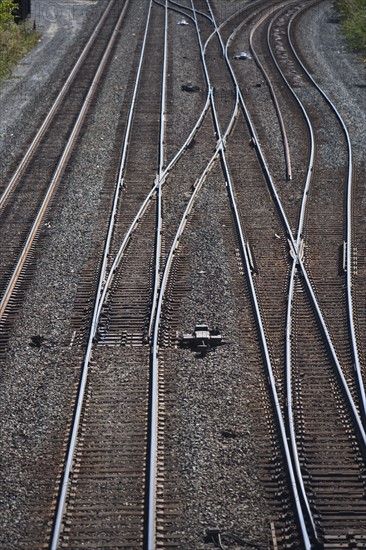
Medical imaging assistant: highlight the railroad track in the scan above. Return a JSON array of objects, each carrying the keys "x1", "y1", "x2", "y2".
[
  {"x1": 353, "y1": 163, "x2": 366, "y2": 414},
  {"x1": 97, "y1": 0, "x2": 168, "y2": 346},
  {"x1": 0, "y1": 0, "x2": 129, "y2": 336},
  {"x1": 159, "y1": 0, "x2": 366, "y2": 547},
  {"x1": 292, "y1": 276, "x2": 366, "y2": 548},
  {"x1": 1, "y1": 0, "x2": 366, "y2": 548},
  {"x1": 246, "y1": 1, "x2": 309, "y2": 213},
  {"x1": 225, "y1": 0, "x2": 366, "y2": 546},
  {"x1": 49, "y1": 1, "x2": 162, "y2": 546},
  {"x1": 146, "y1": 1, "x2": 305, "y2": 546},
  {"x1": 279, "y1": 4, "x2": 366, "y2": 546},
  {"x1": 48, "y1": 0, "x2": 216, "y2": 547},
  {"x1": 60, "y1": 0, "x2": 298, "y2": 547},
  {"x1": 56, "y1": 346, "x2": 150, "y2": 548},
  {"x1": 57, "y1": 0, "x2": 366, "y2": 547},
  {"x1": 269, "y1": 1, "x2": 365, "y2": 413}
]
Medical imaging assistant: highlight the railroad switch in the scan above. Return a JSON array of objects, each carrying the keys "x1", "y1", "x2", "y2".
[
  {"x1": 205, "y1": 527, "x2": 221, "y2": 545},
  {"x1": 206, "y1": 527, "x2": 221, "y2": 537},
  {"x1": 179, "y1": 323, "x2": 226, "y2": 355},
  {"x1": 181, "y1": 82, "x2": 200, "y2": 93},
  {"x1": 30, "y1": 335, "x2": 44, "y2": 348}
]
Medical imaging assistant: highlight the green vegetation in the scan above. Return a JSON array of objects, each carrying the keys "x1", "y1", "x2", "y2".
[
  {"x1": 337, "y1": 0, "x2": 366, "y2": 57},
  {"x1": 0, "y1": 0, "x2": 40, "y2": 80},
  {"x1": 0, "y1": 0, "x2": 16, "y2": 24}
]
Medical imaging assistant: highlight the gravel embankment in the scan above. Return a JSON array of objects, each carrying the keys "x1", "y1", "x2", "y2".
[{"x1": 0, "y1": 0, "x2": 365, "y2": 547}]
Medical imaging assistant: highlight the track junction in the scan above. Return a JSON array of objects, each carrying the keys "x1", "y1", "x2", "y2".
[{"x1": 0, "y1": 0, "x2": 365, "y2": 548}]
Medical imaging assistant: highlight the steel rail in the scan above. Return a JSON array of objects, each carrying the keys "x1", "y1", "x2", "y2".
[
  {"x1": 49, "y1": 3, "x2": 211, "y2": 545},
  {"x1": 216, "y1": 0, "x2": 294, "y2": 182},
  {"x1": 146, "y1": 2, "x2": 240, "y2": 546},
  {"x1": 142, "y1": 0, "x2": 313, "y2": 547},
  {"x1": 149, "y1": 0, "x2": 169, "y2": 337},
  {"x1": 266, "y1": 3, "x2": 353, "y2": 541},
  {"x1": 223, "y1": 6, "x2": 318, "y2": 541},
  {"x1": 168, "y1": 0, "x2": 213, "y2": 21},
  {"x1": 94, "y1": 0, "x2": 202, "y2": 335},
  {"x1": 249, "y1": 8, "x2": 294, "y2": 181},
  {"x1": 201, "y1": 1, "x2": 312, "y2": 547},
  {"x1": 267, "y1": 3, "x2": 366, "y2": 494},
  {"x1": 148, "y1": 149, "x2": 218, "y2": 550},
  {"x1": 155, "y1": 0, "x2": 196, "y2": 26},
  {"x1": 287, "y1": 5, "x2": 366, "y2": 428},
  {"x1": 195, "y1": 6, "x2": 311, "y2": 546},
  {"x1": 154, "y1": 0, "x2": 197, "y2": 21},
  {"x1": 79, "y1": 1, "x2": 163, "y2": 340},
  {"x1": 93, "y1": 89, "x2": 214, "y2": 550},
  {"x1": 266, "y1": 12, "x2": 313, "y2": 246},
  {"x1": 146, "y1": 1, "x2": 169, "y2": 545},
  {"x1": 204, "y1": 0, "x2": 281, "y2": 53},
  {"x1": 230, "y1": 2, "x2": 366, "y2": 542},
  {"x1": 205, "y1": 0, "x2": 289, "y2": 218},
  {"x1": 0, "y1": 0, "x2": 116, "y2": 210},
  {"x1": 148, "y1": 89, "x2": 238, "y2": 549},
  {"x1": 0, "y1": 1, "x2": 130, "y2": 325},
  {"x1": 90, "y1": 0, "x2": 154, "y2": 343},
  {"x1": 51, "y1": 1, "x2": 188, "y2": 544},
  {"x1": 47, "y1": 2, "x2": 133, "y2": 547},
  {"x1": 84, "y1": 2, "x2": 364, "y2": 548},
  {"x1": 265, "y1": 8, "x2": 320, "y2": 542},
  {"x1": 227, "y1": 3, "x2": 366, "y2": 542},
  {"x1": 220, "y1": 7, "x2": 299, "y2": 249},
  {"x1": 155, "y1": 0, "x2": 194, "y2": 21},
  {"x1": 95, "y1": 0, "x2": 212, "y2": 326},
  {"x1": 94, "y1": 90, "x2": 212, "y2": 327},
  {"x1": 145, "y1": 1, "x2": 312, "y2": 545},
  {"x1": 224, "y1": 1, "x2": 366, "y2": 451},
  {"x1": 94, "y1": 3, "x2": 366, "y2": 548}
]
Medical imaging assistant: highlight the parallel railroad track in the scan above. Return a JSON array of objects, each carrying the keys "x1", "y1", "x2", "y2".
[
  {"x1": 193, "y1": 0, "x2": 366, "y2": 547},
  {"x1": 247, "y1": 2, "x2": 310, "y2": 220},
  {"x1": 62, "y1": 0, "x2": 366, "y2": 547},
  {"x1": 292, "y1": 277, "x2": 366, "y2": 548},
  {"x1": 225, "y1": 0, "x2": 366, "y2": 547},
  {"x1": 270, "y1": 1, "x2": 365, "y2": 415},
  {"x1": 148, "y1": 0, "x2": 305, "y2": 546},
  {"x1": 49, "y1": 0, "x2": 217, "y2": 547},
  {"x1": 1, "y1": 0, "x2": 366, "y2": 548},
  {"x1": 58, "y1": 346, "x2": 150, "y2": 548},
  {"x1": 0, "y1": 0, "x2": 129, "y2": 336},
  {"x1": 50, "y1": 1, "x2": 163, "y2": 546}
]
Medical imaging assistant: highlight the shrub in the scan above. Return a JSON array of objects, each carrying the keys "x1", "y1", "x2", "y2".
[
  {"x1": 337, "y1": 0, "x2": 366, "y2": 55},
  {"x1": 0, "y1": 2, "x2": 40, "y2": 80},
  {"x1": 0, "y1": 0, "x2": 18, "y2": 26}
]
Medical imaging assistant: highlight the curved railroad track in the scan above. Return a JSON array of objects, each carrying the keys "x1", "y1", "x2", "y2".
[
  {"x1": 1, "y1": 0, "x2": 365, "y2": 548},
  {"x1": 52, "y1": 0, "x2": 366, "y2": 547},
  {"x1": 48, "y1": 0, "x2": 218, "y2": 547},
  {"x1": 226, "y1": 0, "x2": 366, "y2": 547}
]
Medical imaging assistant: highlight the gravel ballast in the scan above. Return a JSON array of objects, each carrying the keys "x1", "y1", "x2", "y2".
[{"x1": 0, "y1": 0, "x2": 365, "y2": 546}]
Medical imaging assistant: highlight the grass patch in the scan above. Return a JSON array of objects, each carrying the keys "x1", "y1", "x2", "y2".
[
  {"x1": 0, "y1": 20, "x2": 40, "y2": 80},
  {"x1": 336, "y1": 0, "x2": 366, "y2": 58}
]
